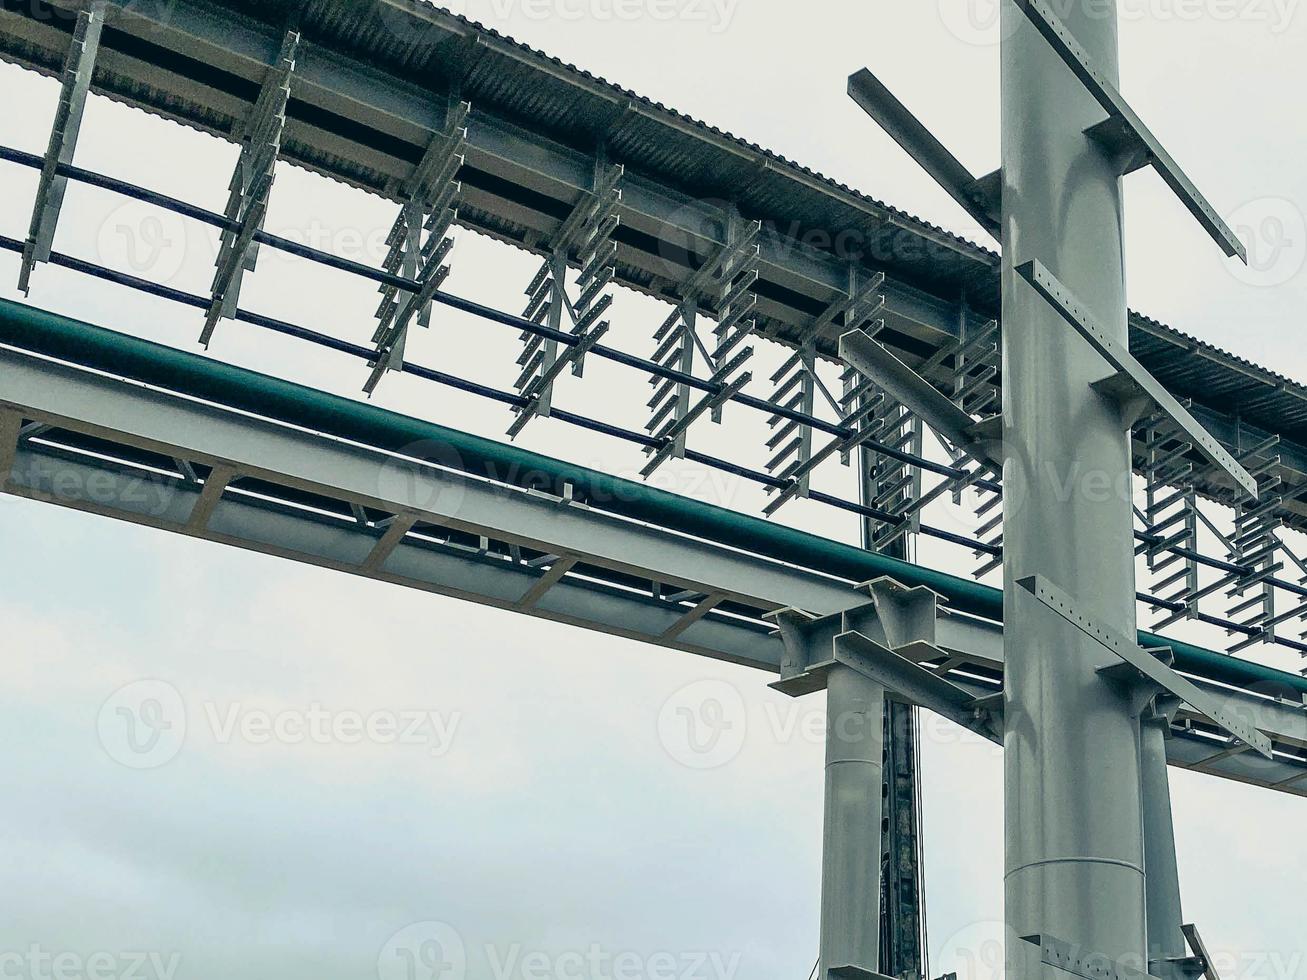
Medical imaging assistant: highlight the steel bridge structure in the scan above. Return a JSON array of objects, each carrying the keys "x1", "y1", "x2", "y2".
[{"x1": 0, "y1": 2, "x2": 1304, "y2": 979}]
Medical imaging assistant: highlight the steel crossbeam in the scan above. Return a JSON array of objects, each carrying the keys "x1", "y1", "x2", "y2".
[
  {"x1": 847, "y1": 68, "x2": 1000, "y2": 240},
  {"x1": 839, "y1": 328, "x2": 1002, "y2": 468},
  {"x1": 1012, "y1": 0, "x2": 1247, "y2": 261},
  {"x1": 1018, "y1": 574, "x2": 1274, "y2": 758},
  {"x1": 2, "y1": 323, "x2": 1302, "y2": 789},
  {"x1": 1017, "y1": 259, "x2": 1258, "y2": 499}
]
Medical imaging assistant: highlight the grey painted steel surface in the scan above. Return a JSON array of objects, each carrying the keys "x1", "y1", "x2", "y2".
[
  {"x1": 1020, "y1": 574, "x2": 1274, "y2": 758},
  {"x1": 1001, "y1": 3, "x2": 1147, "y2": 970},
  {"x1": 5, "y1": 0, "x2": 1307, "y2": 524},
  {"x1": 1, "y1": 315, "x2": 1306, "y2": 795},
  {"x1": 1141, "y1": 714, "x2": 1190, "y2": 980},
  {"x1": 1017, "y1": 260, "x2": 1257, "y2": 500},
  {"x1": 820, "y1": 663, "x2": 886, "y2": 979}
]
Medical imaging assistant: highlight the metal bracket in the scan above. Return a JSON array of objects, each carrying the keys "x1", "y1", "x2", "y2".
[
  {"x1": 763, "y1": 271, "x2": 887, "y2": 517},
  {"x1": 1179, "y1": 925, "x2": 1222, "y2": 980},
  {"x1": 1017, "y1": 259, "x2": 1257, "y2": 500},
  {"x1": 847, "y1": 69, "x2": 1000, "y2": 239},
  {"x1": 839, "y1": 328, "x2": 1002, "y2": 466},
  {"x1": 18, "y1": 0, "x2": 108, "y2": 294},
  {"x1": 765, "y1": 578, "x2": 999, "y2": 740},
  {"x1": 864, "y1": 576, "x2": 939, "y2": 648},
  {"x1": 201, "y1": 28, "x2": 300, "y2": 346},
  {"x1": 828, "y1": 967, "x2": 896, "y2": 980},
  {"x1": 642, "y1": 348, "x2": 752, "y2": 477},
  {"x1": 366, "y1": 99, "x2": 468, "y2": 388},
  {"x1": 366, "y1": 238, "x2": 455, "y2": 394},
  {"x1": 1018, "y1": 574, "x2": 1274, "y2": 758},
  {"x1": 1012, "y1": 0, "x2": 1246, "y2": 262},
  {"x1": 834, "y1": 631, "x2": 1001, "y2": 744},
  {"x1": 1022, "y1": 935, "x2": 1162, "y2": 980},
  {"x1": 0, "y1": 411, "x2": 21, "y2": 490}
]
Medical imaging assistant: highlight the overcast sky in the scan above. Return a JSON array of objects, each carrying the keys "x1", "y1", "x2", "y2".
[{"x1": 1, "y1": 3, "x2": 1305, "y2": 980}]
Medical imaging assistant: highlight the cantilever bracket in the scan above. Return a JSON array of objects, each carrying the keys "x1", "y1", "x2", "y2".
[
  {"x1": 839, "y1": 328, "x2": 1002, "y2": 467},
  {"x1": 847, "y1": 69, "x2": 1000, "y2": 239},
  {"x1": 19, "y1": 0, "x2": 108, "y2": 294},
  {"x1": 1018, "y1": 574, "x2": 1274, "y2": 759},
  {"x1": 828, "y1": 967, "x2": 896, "y2": 980},
  {"x1": 1100, "y1": 649, "x2": 1186, "y2": 720},
  {"x1": 834, "y1": 631, "x2": 1002, "y2": 743},
  {"x1": 1012, "y1": 0, "x2": 1246, "y2": 262},
  {"x1": 864, "y1": 576, "x2": 940, "y2": 648},
  {"x1": 1180, "y1": 925, "x2": 1222, "y2": 980},
  {"x1": 1021, "y1": 935, "x2": 1164, "y2": 980},
  {"x1": 1016, "y1": 259, "x2": 1258, "y2": 500},
  {"x1": 764, "y1": 579, "x2": 999, "y2": 738}
]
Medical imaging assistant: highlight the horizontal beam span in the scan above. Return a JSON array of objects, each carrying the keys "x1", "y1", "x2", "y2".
[
  {"x1": 0, "y1": 297, "x2": 1303, "y2": 700},
  {"x1": 0, "y1": 300, "x2": 1304, "y2": 794}
]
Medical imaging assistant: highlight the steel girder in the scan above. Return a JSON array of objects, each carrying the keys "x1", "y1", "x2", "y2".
[{"x1": 1, "y1": 342, "x2": 1305, "y2": 796}]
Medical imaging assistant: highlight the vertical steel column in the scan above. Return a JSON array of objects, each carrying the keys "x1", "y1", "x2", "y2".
[
  {"x1": 880, "y1": 699, "x2": 924, "y2": 980},
  {"x1": 1001, "y1": 0, "x2": 1147, "y2": 971},
  {"x1": 1141, "y1": 713, "x2": 1188, "y2": 980},
  {"x1": 861, "y1": 449, "x2": 925, "y2": 980},
  {"x1": 820, "y1": 662, "x2": 887, "y2": 979}
]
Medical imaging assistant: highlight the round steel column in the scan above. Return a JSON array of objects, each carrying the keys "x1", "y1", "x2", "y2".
[
  {"x1": 1000, "y1": 1, "x2": 1147, "y2": 970},
  {"x1": 819, "y1": 663, "x2": 886, "y2": 978}
]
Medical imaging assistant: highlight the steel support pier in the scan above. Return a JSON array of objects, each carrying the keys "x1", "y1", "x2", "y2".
[{"x1": 1002, "y1": 2, "x2": 1148, "y2": 972}]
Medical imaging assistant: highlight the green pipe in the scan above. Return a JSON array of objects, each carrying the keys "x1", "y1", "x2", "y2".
[{"x1": 1, "y1": 297, "x2": 1304, "y2": 698}]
